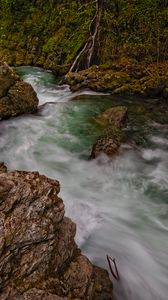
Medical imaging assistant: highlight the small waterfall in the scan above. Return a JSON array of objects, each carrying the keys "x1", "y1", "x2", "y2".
[{"x1": 69, "y1": 0, "x2": 103, "y2": 73}]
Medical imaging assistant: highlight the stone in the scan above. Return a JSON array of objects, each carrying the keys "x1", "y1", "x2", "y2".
[
  {"x1": 90, "y1": 106, "x2": 127, "y2": 159},
  {"x1": 0, "y1": 171, "x2": 113, "y2": 299},
  {"x1": 12, "y1": 289, "x2": 66, "y2": 300},
  {"x1": 0, "y1": 61, "x2": 39, "y2": 120},
  {"x1": 90, "y1": 126, "x2": 122, "y2": 159},
  {"x1": 65, "y1": 62, "x2": 168, "y2": 99},
  {"x1": 95, "y1": 106, "x2": 128, "y2": 127},
  {"x1": 0, "y1": 162, "x2": 7, "y2": 173},
  {"x1": 0, "y1": 61, "x2": 16, "y2": 98}
]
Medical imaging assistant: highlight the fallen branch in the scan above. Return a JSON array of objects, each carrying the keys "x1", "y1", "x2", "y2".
[{"x1": 106, "y1": 255, "x2": 120, "y2": 281}]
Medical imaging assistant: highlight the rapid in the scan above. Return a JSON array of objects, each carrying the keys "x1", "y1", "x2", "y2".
[{"x1": 0, "y1": 67, "x2": 168, "y2": 300}]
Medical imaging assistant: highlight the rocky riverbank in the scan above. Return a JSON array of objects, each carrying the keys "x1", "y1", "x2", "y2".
[
  {"x1": 65, "y1": 60, "x2": 168, "y2": 99},
  {"x1": 0, "y1": 1, "x2": 168, "y2": 99},
  {"x1": 0, "y1": 166, "x2": 113, "y2": 300},
  {"x1": 0, "y1": 61, "x2": 38, "y2": 120}
]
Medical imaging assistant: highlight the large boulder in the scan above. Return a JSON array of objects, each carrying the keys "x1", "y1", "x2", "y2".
[
  {"x1": 0, "y1": 61, "x2": 38, "y2": 120},
  {"x1": 0, "y1": 170, "x2": 113, "y2": 300}
]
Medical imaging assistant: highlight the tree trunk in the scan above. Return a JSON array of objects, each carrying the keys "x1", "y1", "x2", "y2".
[{"x1": 69, "y1": 0, "x2": 103, "y2": 72}]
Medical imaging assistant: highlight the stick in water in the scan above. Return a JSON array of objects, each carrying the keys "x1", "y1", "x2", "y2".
[{"x1": 106, "y1": 255, "x2": 120, "y2": 281}]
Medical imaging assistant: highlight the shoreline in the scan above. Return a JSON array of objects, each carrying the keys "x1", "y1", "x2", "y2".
[{"x1": 2, "y1": 54, "x2": 167, "y2": 101}]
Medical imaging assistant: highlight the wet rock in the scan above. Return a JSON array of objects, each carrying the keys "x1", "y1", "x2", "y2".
[
  {"x1": 142, "y1": 77, "x2": 166, "y2": 97},
  {"x1": 65, "y1": 64, "x2": 134, "y2": 94},
  {"x1": 0, "y1": 171, "x2": 113, "y2": 299},
  {"x1": 65, "y1": 62, "x2": 168, "y2": 99},
  {"x1": 0, "y1": 62, "x2": 16, "y2": 98},
  {"x1": 92, "y1": 266, "x2": 114, "y2": 300},
  {"x1": 95, "y1": 106, "x2": 128, "y2": 127},
  {"x1": 12, "y1": 289, "x2": 66, "y2": 300},
  {"x1": 0, "y1": 162, "x2": 7, "y2": 173},
  {"x1": 0, "y1": 61, "x2": 39, "y2": 120},
  {"x1": 90, "y1": 126, "x2": 123, "y2": 159},
  {"x1": 90, "y1": 106, "x2": 128, "y2": 159}
]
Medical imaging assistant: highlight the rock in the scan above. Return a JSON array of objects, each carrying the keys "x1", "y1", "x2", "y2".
[
  {"x1": 95, "y1": 106, "x2": 127, "y2": 127},
  {"x1": 65, "y1": 62, "x2": 168, "y2": 99},
  {"x1": 90, "y1": 106, "x2": 128, "y2": 159},
  {"x1": 12, "y1": 289, "x2": 66, "y2": 300},
  {"x1": 0, "y1": 61, "x2": 39, "y2": 120},
  {"x1": 0, "y1": 171, "x2": 113, "y2": 299},
  {"x1": 142, "y1": 75, "x2": 167, "y2": 98},
  {"x1": 92, "y1": 266, "x2": 114, "y2": 300},
  {"x1": 65, "y1": 66, "x2": 133, "y2": 93},
  {"x1": 0, "y1": 62, "x2": 16, "y2": 98},
  {"x1": 90, "y1": 126, "x2": 122, "y2": 159},
  {"x1": 144, "y1": 84, "x2": 165, "y2": 98},
  {"x1": 0, "y1": 162, "x2": 7, "y2": 173}
]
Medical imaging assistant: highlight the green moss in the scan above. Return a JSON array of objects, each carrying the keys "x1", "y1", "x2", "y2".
[
  {"x1": 0, "y1": 0, "x2": 167, "y2": 71},
  {"x1": 0, "y1": 0, "x2": 95, "y2": 69}
]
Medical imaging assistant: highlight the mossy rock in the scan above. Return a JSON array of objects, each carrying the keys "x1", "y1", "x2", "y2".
[{"x1": 94, "y1": 106, "x2": 128, "y2": 127}]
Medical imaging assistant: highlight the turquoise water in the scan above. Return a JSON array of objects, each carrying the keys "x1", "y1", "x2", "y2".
[{"x1": 0, "y1": 67, "x2": 168, "y2": 300}]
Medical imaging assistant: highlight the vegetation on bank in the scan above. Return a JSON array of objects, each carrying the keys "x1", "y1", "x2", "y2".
[
  {"x1": 0, "y1": 0, "x2": 168, "y2": 73},
  {"x1": 0, "y1": 0, "x2": 95, "y2": 71}
]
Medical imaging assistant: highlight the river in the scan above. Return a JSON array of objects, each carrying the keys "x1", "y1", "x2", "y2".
[{"x1": 0, "y1": 66, "x2": 168, "y2": 300}]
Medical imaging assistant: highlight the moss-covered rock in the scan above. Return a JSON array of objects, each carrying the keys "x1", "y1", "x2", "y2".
[
  {"x1": 65, "y1": 61, "x2": 168, "y2": 99},
  {"x1": 94, "y1": 106, "x2": 128, "y2": 127},
  {"x1": 90, "y1": 106, "x2": 127, "y2": 159},
  {"x1": 0, "y1": 61, "x2": 39, "y2": 119}
]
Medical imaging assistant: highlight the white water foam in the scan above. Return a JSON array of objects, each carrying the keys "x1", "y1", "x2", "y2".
[{"x1": 1, "y1": 68, "x2": 168, "y2": 300}]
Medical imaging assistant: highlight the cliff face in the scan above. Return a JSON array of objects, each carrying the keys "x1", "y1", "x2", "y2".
[
  {"x1": 0, "y1": 169, "x2": 113, "y2": 300},
  {"x1": 0, "y1": 0, "x2": 167, "y2": 74}
]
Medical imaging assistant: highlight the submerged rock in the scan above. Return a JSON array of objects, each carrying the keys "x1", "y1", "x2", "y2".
[
  {"x1": 94, "y1": 106, "x2": 128, "y2": 127},
  {"x1": 0, "y1": 61, "x2": 39, "y2": 120},
  {"x1": 90, "y1": 106, "x2": 127, "y2": 159},
  {"x1": 0, "y1": 171, "x2": 113, "y2": 299}
]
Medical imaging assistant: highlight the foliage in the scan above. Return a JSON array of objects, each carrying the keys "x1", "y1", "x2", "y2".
[
  {"x1": 0, "y1": 0, "x2": 167, "y2": 69},
  {"x1": 100, "y1": 0, "x2": 168, "y2": 63}
]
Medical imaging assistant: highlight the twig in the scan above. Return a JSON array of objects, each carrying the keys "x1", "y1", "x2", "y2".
[{"x1": 106, "y1": 255, "x2": 120, "y2": 281}]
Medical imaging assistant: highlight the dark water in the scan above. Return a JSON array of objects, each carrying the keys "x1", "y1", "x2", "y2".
[{"x1": 0, "y1": 67, "x2": 168, "y2": 300}]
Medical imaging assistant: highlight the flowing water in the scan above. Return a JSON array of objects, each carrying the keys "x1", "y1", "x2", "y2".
[{"x1": 0, "y1": 67, "x2": 168, "y2": 300}]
